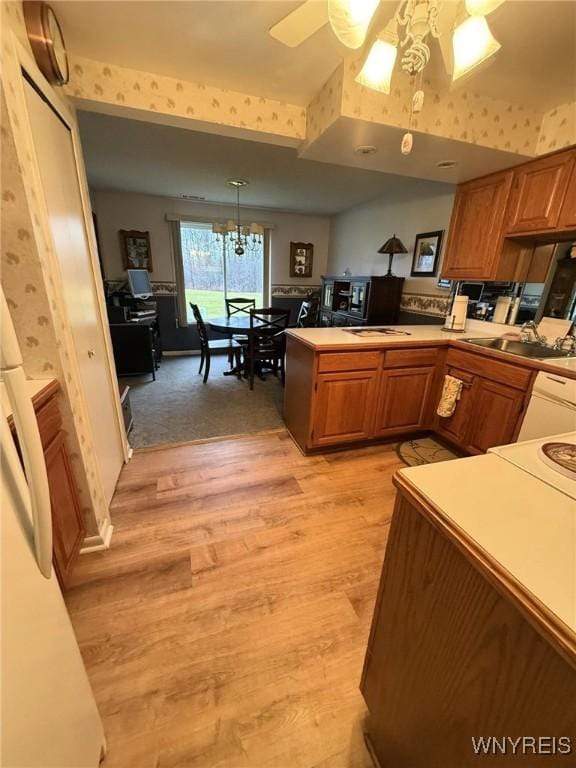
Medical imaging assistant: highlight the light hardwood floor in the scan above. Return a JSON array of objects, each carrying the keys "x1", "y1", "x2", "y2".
[{"x1": 66, "y1": 430, "x2": 404, "y2": 768}]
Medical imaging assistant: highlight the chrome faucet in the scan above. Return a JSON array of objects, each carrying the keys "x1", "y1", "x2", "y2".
[
  {"x1": 520, "y1": 321, "x2": 548, "y2": 345},
  {"x1": 553, "y1": 333, "x2": 576, "y2": 355}
]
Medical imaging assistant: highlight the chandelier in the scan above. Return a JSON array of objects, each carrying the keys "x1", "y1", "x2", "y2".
[{"x1": 212, "y1": 179, "x2": 263, "y2": 255}]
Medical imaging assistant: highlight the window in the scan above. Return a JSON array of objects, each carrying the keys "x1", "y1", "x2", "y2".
[{"x1": 179, "y1": 222, "x2": 267, "y2": 322}]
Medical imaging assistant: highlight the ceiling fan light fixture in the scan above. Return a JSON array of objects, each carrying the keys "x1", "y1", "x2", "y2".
[
  {"x1": 464, "y1": 0, "x2": 505, "y2": 16},
  {"x1": 452, "y1": 15, "x2": 501, "y2": 82},
  {"x1": 328, "y1": 0, "x2": 380, "y2": 49},
  {"x1": 355, "y1": 28, "x2": 399, "y2": 94}
]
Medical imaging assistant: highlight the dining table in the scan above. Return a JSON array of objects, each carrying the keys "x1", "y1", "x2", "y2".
[{"x1": 208, "y1": 314, "x2": 276, "y2": 377}]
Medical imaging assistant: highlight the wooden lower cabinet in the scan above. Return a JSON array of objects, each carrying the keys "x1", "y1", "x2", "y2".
[
  {"x1": 312, "y1": 370, "x2": 378, "y2": 447},
  {"x1": 375, "y1": 366, "x2": 435, "y2": 436},
  {"x1": 435, "y1": 357, "x2": 529, "y2": 454},
  {"x1": 285, "y1": 340, "x2": 536, "y2": 454},
  {"x1": 466, "y1": 377, "x2": 525, "y2": 453},
  {"x1": 10, "y1": 382, "x2": 85, "y2": 589},
  {"x1": 44, "y1": 429, "x2": 85, "y2": 587},
  {"x1": 362, "y1": 487, "x2": 576, "y2": 768}
]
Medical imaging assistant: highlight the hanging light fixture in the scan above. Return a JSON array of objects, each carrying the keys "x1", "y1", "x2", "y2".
[
  {"x1": 212, "y1": 179, "x2": 263, "y2": 255},
  {"x1": 328, "y1": 0, "x2": 381, "y2": 49},
  {"x1": 355, "y1": 21, "x2": 399, "y2": 94},
  {"x1": 452, "y1": 14, "x2": 501, "y2": 82}
]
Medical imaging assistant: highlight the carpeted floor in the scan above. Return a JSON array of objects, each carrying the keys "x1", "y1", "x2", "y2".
[{"x1": 121, "y1": 353, "x2": 285, "y2": 448}]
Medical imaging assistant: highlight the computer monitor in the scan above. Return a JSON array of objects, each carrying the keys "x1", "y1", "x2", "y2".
[{"x1": 127, "y1": 269, "x2": 152, "y2": 299}]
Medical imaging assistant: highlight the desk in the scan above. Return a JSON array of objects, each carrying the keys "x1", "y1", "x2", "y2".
[{"x1": 110, "y1": 316, "x2": 161, "y2": 380}]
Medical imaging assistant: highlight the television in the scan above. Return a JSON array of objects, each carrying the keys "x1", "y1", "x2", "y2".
[
  {"x1": 459, "y1": 282, "x2": 484, "y2": 302},
  {"x1": 127, "y1": 269, "x2": 152, "y2": 299}
]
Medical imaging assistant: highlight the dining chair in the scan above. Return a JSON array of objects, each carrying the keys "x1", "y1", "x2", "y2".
[
  {"x1": 190, "y1": 303, "x2": 241, "y2": 383},
  {"x1": 225, "y1": 297, "x2": 256, "y2": 347},
  {"x1": 296, "y1": 298, "x2": 320, "y2": 327},
  {"x1": 225, "y1": 298, "x2": 256, "y2": 317},
  {"x1": 242, "y1": 308, "x2": 290, "y2": 390}
]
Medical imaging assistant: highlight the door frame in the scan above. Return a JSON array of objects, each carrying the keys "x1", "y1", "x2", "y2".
[{"x1": 10, "y1": 36, "x2": 129, "y2": 466}]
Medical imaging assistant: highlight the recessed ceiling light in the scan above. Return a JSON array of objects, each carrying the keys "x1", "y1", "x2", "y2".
[
  {"x1": 227, "y1": 178, "x2": 249, "y2": 187},
  {"x1": 355, "y1": 145, "x2": 378, "y2": 156},
  {"x1": 437, "y1": 160, "x2": 458, "y2": 169}
]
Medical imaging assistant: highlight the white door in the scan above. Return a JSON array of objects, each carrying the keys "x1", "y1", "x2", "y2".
[{"x1": 23, "y1": 79, "x2": 124, "y2": 504}]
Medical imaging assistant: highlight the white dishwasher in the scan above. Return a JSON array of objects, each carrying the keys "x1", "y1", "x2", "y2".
[{"x1": 518, "y1": 371, "x2": 576, "y2": 440}]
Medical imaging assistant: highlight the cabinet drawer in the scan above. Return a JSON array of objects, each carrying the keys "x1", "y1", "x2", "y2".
[
  {"x1": 35, "y1": 395, "x2": 62, "y2": 450},
  {"x1": 384, "y1": 347, "x2": 439, "y2": 369},
  {"x1": 446, "y1": 348, "x2": 532, "y2": 390},
  {"x1": 318, "y1": 351, "x2": 381, "y2": 373}
]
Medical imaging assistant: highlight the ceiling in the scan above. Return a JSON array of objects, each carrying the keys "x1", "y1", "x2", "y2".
[
  {"x1": 54, "y1": 1, "x2": 576, "y2": 111},
  {"x1": 78, "y1": 110, "x2": 453, "y2": 214}
]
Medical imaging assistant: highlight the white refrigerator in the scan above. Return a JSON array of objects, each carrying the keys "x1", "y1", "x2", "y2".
[{"x1": 1, "y1": 289, "x2": 106, "y2": 767}]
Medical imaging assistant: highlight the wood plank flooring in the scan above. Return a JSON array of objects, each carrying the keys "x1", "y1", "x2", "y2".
[{"x1": 66, "y1": 430, "x2": 404, "y2": 768}]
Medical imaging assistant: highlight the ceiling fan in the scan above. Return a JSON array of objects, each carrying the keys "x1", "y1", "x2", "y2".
[{"x1": 270, "y1": 0, "x2": 504, "y2": 92}]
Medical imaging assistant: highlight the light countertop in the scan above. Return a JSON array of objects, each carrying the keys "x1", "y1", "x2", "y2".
[
  {"x1": 0, "y1": 378, "x2": 56, "y2": 420},
  {"x1": 286, "y1": 324, "x2": 576, "y2": 377},
  {"x1": 399, "y1": 454, "x2": 576, "y2": 634},
  {"x1": 285, "y1": 324, "x2": 494, "y2": 348}
]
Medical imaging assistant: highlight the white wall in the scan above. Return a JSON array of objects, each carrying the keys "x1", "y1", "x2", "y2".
[
  {"x1": 328, "y1": 181, "x2": 455, "y2": 296},
  {"x1": 91, "y1": 189, "x2": 330, "y2": 287}
]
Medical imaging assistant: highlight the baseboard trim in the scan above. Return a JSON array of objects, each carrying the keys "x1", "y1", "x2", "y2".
[
  {"x1": 162, "y1": 349, "x2": 200, "y2": 357},
  {"x1": 80, "y1": 517, "x2": 114, "y2": 554}
]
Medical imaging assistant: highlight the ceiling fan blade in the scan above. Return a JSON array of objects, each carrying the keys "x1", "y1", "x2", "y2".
[{"x1": 269, "y1": 1, "x2": 329, "y2": 47}]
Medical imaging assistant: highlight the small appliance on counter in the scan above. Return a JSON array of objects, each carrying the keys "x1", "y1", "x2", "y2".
[{"x1": 443, "y1": 295, "x2": 468, "y2": 332}]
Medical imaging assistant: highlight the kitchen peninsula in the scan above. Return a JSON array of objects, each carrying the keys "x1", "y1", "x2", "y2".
[
  {"x1": 284, "y1": 324, "x2": 576, "y2": 455},
  {"x1": 362, "y1": 452, "x2": 576, "y2": 767}
]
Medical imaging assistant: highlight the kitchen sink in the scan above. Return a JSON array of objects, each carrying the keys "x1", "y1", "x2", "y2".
[{"x1": 463, "y1": 337, "x2": 573, "y2": 359}]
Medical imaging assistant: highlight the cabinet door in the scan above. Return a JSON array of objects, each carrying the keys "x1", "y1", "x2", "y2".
[
  {"x1": 466, "y1": 378, "x2": 525, "y2": 453},
  {"x1": 312, "y1": 371, "x2": 378, "y2": 446},
  {"x1": 44, "y1": 431, "x2": 85, "y2": 588},
  {"x1": 505, "y1": 151, "x2": 574, "y2": 234},
  {"x1": 434, "y1": 368, "x2": 474, "y2": 448},
  {"x1": 558, "y1": 162, "x2": 576, "y2": 230},
  {"x1": 375, "y1": 367, "x2": 435, "y2": 436},
  {"x1": 441, "y1": 171, "x2": 513, "y2": 280}
]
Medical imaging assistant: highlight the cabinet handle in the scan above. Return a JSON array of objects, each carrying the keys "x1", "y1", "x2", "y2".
[{"x1": 87, "y1": 349, "x2": 95, "y2": 358}]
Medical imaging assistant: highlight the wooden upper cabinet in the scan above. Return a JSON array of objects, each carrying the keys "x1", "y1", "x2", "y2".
[
  {"x1": 312, "y1": 370, "x2": 378, "y2": 447},
  {"x1": 505, "y1": 150, "x2": 575, "y2": 234},
  {"x1": 441, "y1": 171, "x2": 513, "y2": 280},
  {"x1": 558, "y1": 159, "x2": 576, "y2": 230}
]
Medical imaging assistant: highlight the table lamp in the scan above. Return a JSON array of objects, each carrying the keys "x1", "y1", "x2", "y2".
[{"x1": 378, "y1": 234, "x2": 408, "y2": 276}]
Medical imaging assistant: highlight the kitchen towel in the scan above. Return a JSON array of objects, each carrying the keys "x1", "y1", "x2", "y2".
[{"x1": 437, "y1": 374, "x2": 464, "y2": 418}]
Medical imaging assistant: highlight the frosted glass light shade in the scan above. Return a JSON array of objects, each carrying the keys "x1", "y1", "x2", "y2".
[
  {"x1": 452, "y1": 15, "x2": 501, "y2": 81},
  {"x1": 465, "y1": 0, "x2": 505, "y2": 15},
  {"x1": 355, "y1": 37, "x2": 398, "y2": 94},
  {"x1": 328, "y1": 0, "x2": 380, "y2": 49}
]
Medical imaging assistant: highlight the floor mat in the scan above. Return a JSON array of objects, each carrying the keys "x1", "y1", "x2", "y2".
[{"x1": 396, "y1": 436, "x2": 459, "y2": 467}]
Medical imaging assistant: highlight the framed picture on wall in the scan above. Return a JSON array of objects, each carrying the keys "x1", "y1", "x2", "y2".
[
  {"x1": 119, "y1": 229, "x2": 153, "y2": 271},
  {"x1": 410, "y1": 230, "x2": 444, "y2": 277},
  {"x1": 290, "y1": 242, "x2": 314, "y2": 278}
]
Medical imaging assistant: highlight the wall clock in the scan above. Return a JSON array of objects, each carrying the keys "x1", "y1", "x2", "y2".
[{"x1": 23, "y1": 1, "x2": 69, "y2": 86}]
